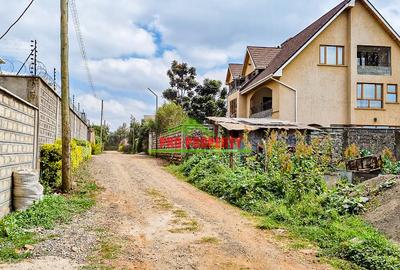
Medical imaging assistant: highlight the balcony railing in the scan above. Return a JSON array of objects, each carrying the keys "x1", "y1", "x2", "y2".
[{"x1": 250, "y1": 109, "x2": 272, "y2": 119}]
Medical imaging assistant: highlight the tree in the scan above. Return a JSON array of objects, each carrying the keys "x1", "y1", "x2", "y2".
[
  {"x1": 128, "y1": 118, "x2": 154, "y2": 154},
  {"x1": 163, "y1": 60, "x2": 228, "y2": 123},
  {"x1": 91, "y1": 124, "x2": 110, "y2": 145},
  {"x1": 155, "y1": 103, "x2": 187, "y2": 132},
  {"x1": 189, "y1": 79, "x2": 227, "y2": 123},
  {"x1": 163, "y1": 60, "x2": 198, "y2": 111},
  {"x1": 107, "y1": 123, "x2": 129, "y2": 150},
  {"x1": 129, "y1": 116, "x2": 141, "y2": 153}
]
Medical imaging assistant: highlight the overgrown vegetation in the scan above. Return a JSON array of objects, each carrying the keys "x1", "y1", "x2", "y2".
[
  {"x1": 381, "y1": 148, "x2": 400, "y2": 175},
  {"x1": 171, "y1": 132, "x2": 400, "y2": 270},
  {"x1": 40, "y1": 139, "x2": 92, "y2": 192},
  {"x1": 0, "y1": 163, "x2": 99, "y2": 262}
]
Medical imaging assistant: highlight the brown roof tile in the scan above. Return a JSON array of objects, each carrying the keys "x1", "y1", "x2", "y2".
[
  {"x1": 228, "y1": 63, "x2": 243, "y2": 78},
  {"x1": 247, "y1": 46, "x2": 281, "y2": 69},
  {"x1": 242, "y1": 0, "x2": 351, "y2": 92}
]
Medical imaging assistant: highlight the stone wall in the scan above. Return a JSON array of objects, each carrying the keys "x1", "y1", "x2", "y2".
[
  {"x1": 312, "y1": 127, "x2": 400, "y2": 160},
  {"x1": 0, "y1": 86, "x2": 38, "y2": 218}
]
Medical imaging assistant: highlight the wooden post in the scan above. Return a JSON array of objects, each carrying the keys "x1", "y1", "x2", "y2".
[{"x1": 61, "y1": 0, "x2": 71, "y2": 192}]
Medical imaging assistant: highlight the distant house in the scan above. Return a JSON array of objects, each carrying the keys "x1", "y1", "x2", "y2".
[{"x1": 226, "y1": 0, "x2": 400, "y2": 128}]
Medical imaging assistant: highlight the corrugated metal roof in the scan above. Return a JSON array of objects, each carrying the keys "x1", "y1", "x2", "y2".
[{"x1": 207, "y1": 117, "x2": 319, "y2": 131}]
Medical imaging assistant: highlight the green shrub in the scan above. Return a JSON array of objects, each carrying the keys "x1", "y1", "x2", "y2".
[
  {"x1": 172, "y1": 131, "x2": 400, "y2": 269},
  {"x1": 40, "y1": 139, "x2": 92, "y2": 191},
  {"x1": 381, "y1": 148, "x2": 400, "y2": 175},
  {"x1": 323, "y1": 180, "x2": 368, "y2": 215},
  {"x1": 40, "y1": 143, "x2": 62, "y2": 190},
  {"x1": 91, "y1": 143, "x2": 103, "y2": 155}
]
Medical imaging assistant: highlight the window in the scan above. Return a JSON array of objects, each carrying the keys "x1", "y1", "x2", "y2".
[
  {"x1": 229, "y1": 99, "x2": 237, "y2": 118},
  {"x1": 387, "y1": 84, "x2": 398, "y2": 103},
  {"x1": 357, "y1": 83, "x2": 383, "y2": 109},
  {"x1": 320, "y1": 45, "x2": 344, "y2": 65},
  {"x1": 357, "y1": 46, "x2": 391, "y2": 75}
]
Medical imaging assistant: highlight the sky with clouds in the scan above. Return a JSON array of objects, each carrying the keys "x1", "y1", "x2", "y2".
[{"x1": 0, "y1": 0, "x2": 399, "y2": 130}]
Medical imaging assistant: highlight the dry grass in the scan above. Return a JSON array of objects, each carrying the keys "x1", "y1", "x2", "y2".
[
  {"x1": 146, "y1": 188, "x2": 173, "y2": 210},
  {"x1": 197, "y1": 236, "x2": 219, "y2": 244}
]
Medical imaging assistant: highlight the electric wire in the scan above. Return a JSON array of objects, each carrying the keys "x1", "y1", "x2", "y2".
[
  {"x1": 0, "y1": 0, "x2": 35, "y2": 41},
  {"x1": 70, "y1": 0, "x2": 98, "y2": 98}
]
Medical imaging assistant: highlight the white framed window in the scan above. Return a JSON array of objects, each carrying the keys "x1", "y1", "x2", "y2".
[{"x1": 320, "y1": 45, "x2": 344, "y2": 65}]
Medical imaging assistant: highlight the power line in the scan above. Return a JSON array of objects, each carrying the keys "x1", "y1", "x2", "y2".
[
  {"x1": 70, "y1": 0, "x2": 98, "y2": 98},
  {"x1": 0, "y1": 0, "x2": 35, "y2": 41}
]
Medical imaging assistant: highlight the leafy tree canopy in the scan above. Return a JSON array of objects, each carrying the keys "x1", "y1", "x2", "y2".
[
  {"x1": 162, "y1": 61, "x2": 227, "y2": 123},
  {"x1": 163, "y1": 60, "x2": 197, "y2": 111},
  {"x1": 155, "y1": 102, "x2": 187, "y2": 132},
  {"x1": 188, "y1": 79, "x2": 227, "y2": 123}
]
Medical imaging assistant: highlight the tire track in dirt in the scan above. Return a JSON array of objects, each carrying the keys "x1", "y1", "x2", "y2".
[{"x1": 90, "y1": 152, "x2": 331, "y2": 270}]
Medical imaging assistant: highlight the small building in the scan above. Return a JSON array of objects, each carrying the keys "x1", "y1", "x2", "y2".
[{"x1": 207, "y1": 117, "x2": 319, "y2": 151}]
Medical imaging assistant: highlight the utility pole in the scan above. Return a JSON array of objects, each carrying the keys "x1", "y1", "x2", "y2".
[
  {"x1": 100, "y1": 99, "x2": 104, "y2": 146},
  {"x1": 147, "y1": 88, "x2": 159, "y2": 157},
  {"x1": 61, "y1": 0, "x2": 71, "y2": 192}
]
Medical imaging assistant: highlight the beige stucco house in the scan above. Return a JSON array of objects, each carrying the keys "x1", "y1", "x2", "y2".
[{"x1": 226, "y1": 0, "x2": 400, "y2": 127}]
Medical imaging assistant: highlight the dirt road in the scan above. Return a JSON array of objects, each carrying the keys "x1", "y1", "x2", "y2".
[
  {"x1": 87, "y1": 152, "x2": 329, "y2": 270},
  {"x1": 1, "y1": 151, "x2": 330, "y2": 270}
]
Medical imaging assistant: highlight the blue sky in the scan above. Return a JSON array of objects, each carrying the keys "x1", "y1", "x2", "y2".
[{"x1": 0, "y1": 0, "x2": 399, "y2": 130}]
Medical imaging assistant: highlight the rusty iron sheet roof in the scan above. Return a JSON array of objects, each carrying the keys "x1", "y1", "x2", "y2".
[
  {"x1": 207, "y1": 117, "x2": 319, "y2": 131},
  {"x1": 218, "y1": 122, "x2": 258, "y2": 131}
]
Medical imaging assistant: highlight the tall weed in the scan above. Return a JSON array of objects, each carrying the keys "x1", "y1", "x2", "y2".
[{"x1": 174, "y1": 131, "x2": 400, "y2": 269}]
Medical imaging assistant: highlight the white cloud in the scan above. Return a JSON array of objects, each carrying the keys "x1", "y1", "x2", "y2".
[
  {"x1": 76, "y1": 93, "x2": 153, "y2": 130},
  {"x1": 87, "y1": 51, "x2": 177, "y2": 94},
  {"x1": 198, "y1": 68, "x2": 228, "y2": 84},
  {"x1": 1, "y1": 0, "x2": 400, "y2": 130}
]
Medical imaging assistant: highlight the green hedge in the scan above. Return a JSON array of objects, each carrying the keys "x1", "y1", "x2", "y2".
[{"x1": 40, "y1": 139, "x2": 92, "y2": 191}]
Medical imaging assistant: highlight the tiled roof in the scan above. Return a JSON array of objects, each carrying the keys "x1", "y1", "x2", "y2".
[
  {"x1": 228, "y1": 63, "x2": 244, "y2": 78},
  {"x1": 242, "y1": 0, "x2": 351, "y2": 92},
  {"x1": 247, "y1": 46, "x2": 281, "y2": 69}
]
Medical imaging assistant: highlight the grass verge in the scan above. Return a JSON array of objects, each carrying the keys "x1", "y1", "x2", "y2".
[
  {"x1": 167, "y1": 151, "x2": 400, "y2": 270},
  {"x1": 82, "y1": 228, "x2": 122, "y2": 270},
  {"x1": 0, "y1": 162, "x2": 100, "y2": 262}
]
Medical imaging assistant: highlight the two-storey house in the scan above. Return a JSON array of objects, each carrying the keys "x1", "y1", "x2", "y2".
[{"x1": 226, "y1": 0, "x2": 400, "y2": 127}]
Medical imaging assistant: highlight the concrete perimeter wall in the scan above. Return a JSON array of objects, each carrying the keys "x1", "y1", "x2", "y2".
[
  {"x1": 0, "y1": 86, "x2": 38, "y2": 218},
  {"x1": 0, "y1": 75, "x2": 89, "y2": 148},
  {"x1": 0, "y1": 75, "x2": 91, "y2": 218}
]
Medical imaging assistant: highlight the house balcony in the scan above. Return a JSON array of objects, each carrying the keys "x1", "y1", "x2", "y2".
[
  {"x1": 250, "y1": 105, "x2": 272, "y2": 118},
  {"x1": 249, "y1": 87, "x2": 273, "y2": 118}
]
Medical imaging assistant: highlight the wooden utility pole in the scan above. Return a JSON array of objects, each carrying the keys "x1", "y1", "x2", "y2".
[
  {"x1": 61, "y1": 0, "x2": 71, "y2": 192},
  {"x1": 100, "y1": 99, "x2": 104, "y2": 146}
]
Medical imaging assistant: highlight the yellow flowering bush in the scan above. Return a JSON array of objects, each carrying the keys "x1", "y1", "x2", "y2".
[{"x1": 40, "y1": 139, "x2": 92, "y2": 191}]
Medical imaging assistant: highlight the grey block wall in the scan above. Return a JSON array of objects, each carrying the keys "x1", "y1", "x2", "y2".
[
  {"x1": 0, "y1": 75, "x2": 89, "y2": 147},
  {"x1": 0, "y1": 86, "x2": 38, "y2": 218},
  {"x1": 0, "y1": 75, "x2": 90, "y2": 218},
  {"x1": 38, "y1": 81, "x2": 58, "y2": 145}
]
